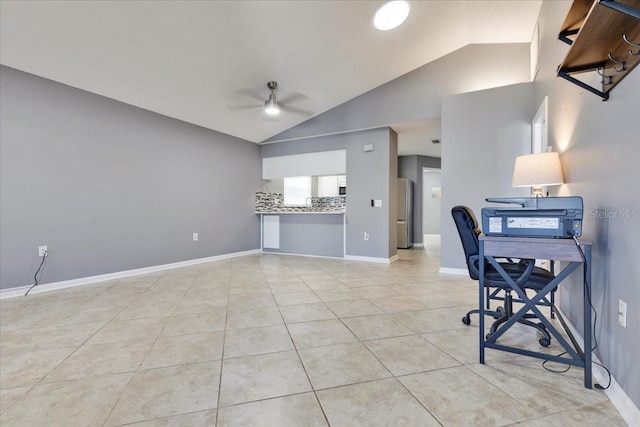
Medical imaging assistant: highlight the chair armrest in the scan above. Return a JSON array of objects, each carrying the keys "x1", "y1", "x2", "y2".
[
  {"x1": 470, "y1": 255, "x2": 536, "y2": 286},
  {"x1": 513, "y1": 259, "x2": 535, "y2": 286},
  {"x1": 469, "y1": 255, "x2": 482, "y2": 278}
]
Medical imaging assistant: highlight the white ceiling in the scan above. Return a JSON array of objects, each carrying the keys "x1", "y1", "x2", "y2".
[
  {"x1": 393, "y1": 118, "x2": 442, "y2": 157},
  {"x1": 0, "y1": 1, "x2": 542, "y2": 144}
]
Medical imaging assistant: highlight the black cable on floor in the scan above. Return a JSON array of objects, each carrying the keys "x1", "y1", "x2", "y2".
[
  {"x1": 573, "y1": 236, "x2": 612, "y2": 390},
  {"x1": 24, "y1": 252, "x2": 48, "y2": 296},
  {"x1": 542, "y1": 235, "x2": 612, "y2": 389}
]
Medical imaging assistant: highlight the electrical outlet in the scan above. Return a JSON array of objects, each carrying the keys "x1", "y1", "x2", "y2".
[
  {"x1": 364, "y1": 232, "x2": 369, "y2": 241},
  {"x1": 618, "y1": 299, "x2": 627, "y2": 328},
  {"x1": 193, "y1": 233, "x2": 199, "y2": 241},
  {"x1": 38, "y1": 245, "x2": 48, "y2": 257}
]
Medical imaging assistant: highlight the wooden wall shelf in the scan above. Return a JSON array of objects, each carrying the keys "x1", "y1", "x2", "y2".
[{"x1": 557, "y1": 0, "x2": 640, "y2": 100}]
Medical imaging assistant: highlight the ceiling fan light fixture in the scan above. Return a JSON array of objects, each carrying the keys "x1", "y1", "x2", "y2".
[
  {"x1": 374, "y1": 1, "x2": 410, "y2": 31},
  {"x1": 265, "y1": 97, "x2": 280, "y2": 115},
  {"x1": 264, "y1": 82, "x2": 280, "y2": 115}
]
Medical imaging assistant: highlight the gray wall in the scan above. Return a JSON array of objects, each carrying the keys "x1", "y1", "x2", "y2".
[
  {"x1": 535, "y1": 0, "x2": 640, "y2": 408},
  {"x1": 0, "y1": 66, "x2": 261, "y2": 290},
  {"x1": 262, "y1": 214, "x2": 344, "y2": 258},
  {"x1": 398, "y1": 155, "x2": 441, "y2": 243},
  {"x1": 440, "y1": 82, "x2": 535, "y2": 269},
  {"x1": 261, "y1": 128, "x2": 397, "y2": 260},
  {"x1": 266, "y1": 43, "x2": 531, "y2": 143},
  {"x1": 422, "y1": 170, "x2": 442, "y2": 235}
]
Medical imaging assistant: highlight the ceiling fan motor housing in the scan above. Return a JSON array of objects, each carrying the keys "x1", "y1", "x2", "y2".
[{"x1": 265, "y1": 81, "x2": 280, "y2": 114}]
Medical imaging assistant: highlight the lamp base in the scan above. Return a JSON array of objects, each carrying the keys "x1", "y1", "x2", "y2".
[{"x1": 531, "y1": 186, "x2": 545, "y2": 197}]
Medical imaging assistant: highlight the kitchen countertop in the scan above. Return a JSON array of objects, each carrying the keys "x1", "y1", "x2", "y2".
[{"x1": 256, "y1": 211, "x2": 345, "y2": 215}]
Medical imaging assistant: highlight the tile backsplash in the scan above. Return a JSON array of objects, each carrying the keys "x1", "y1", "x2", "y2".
[{"x1": 255, "y1": 192, "x2": 345, "y2": 213}]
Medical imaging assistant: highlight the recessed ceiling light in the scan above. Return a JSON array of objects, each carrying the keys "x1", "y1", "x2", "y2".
[{"x1": 374, "y1": 1, "x2": 410, "y2": 31}]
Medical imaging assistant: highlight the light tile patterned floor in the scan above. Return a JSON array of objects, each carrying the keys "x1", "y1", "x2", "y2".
[{"x1": 0, "y1": 244, "x2": 627, "y2": 426}]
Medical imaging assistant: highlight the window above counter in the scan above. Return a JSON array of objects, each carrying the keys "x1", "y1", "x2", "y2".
[{"x1": 264, "y1": 175, "x2": 347, "y2": 206}]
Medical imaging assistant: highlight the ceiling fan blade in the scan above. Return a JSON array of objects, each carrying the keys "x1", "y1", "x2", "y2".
[
  {"x1": 227, "y1": 104, "x2": 262, "y2": 111},
  {"x1": 279, "y1": 91, "x2": 311, "y2": 105},
  {"x1": 280, "y1": 104, "x2": 314, "y2": 116},
  {"x1": 225, "y1": 87, "x2": 265, "y2": 111},
  {"x1": 234, "y1": 88, "x2": 264, "y2": 103}
]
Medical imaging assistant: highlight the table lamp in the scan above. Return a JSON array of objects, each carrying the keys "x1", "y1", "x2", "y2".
[{"x1": 512, "y1": 152, "x2": 564, "y2": 197}]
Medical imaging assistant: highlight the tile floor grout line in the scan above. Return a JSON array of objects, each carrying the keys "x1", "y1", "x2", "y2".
[
  {"x1": 267, "y1": 261, "x2": 332, "y2": 427},
  {"x1": 101, "y1": 269, "x2": 209, "y2": 426},
  {"x1": 392, "y1": 373, "x2": 447, "y2": 427},
  {"x1": 28, "y1": 289, "x2": 135, "y2": 392},
  {"x1": 0, "y1": 385, "x2": 35, "y2": 418},
  {"x1": 213, "y1": 264, "x2": 234, "y2": 427},
  {"x1": 98, "y1": 271, "x2": 174, "y2": 427}
]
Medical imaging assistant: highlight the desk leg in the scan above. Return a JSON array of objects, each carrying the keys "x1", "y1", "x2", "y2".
[
  {"x1": 584, "y1": 245, "x2": 592, "y2": 389},
  {"x1": 479, "y1": 242, "x2": 485, "y2": 364}
]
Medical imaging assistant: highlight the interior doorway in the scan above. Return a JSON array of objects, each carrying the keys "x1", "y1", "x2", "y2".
[{"x1": 422, "y1": 168, "x2": 441, "y2": 250}]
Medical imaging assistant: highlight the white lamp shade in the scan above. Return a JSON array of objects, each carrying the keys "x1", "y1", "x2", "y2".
[{"x1": 512, "y1": 152, "x2": 564, "y2": 187}]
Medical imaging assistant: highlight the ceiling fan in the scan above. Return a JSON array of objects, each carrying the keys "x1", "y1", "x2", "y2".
[{"x1": 226, "y1": 81, "x2": 315, "y2": 117}]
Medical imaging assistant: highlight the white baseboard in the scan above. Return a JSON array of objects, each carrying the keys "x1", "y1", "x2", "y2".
[
  {"x1": 438, "y1": 267, "x2": 469, "y2": 276},
  {"x1": 344, "y1": 255, "x2": 396, "y2": 264},
  {"x1": 0, "y1": 249, "x2": 261, "y2": 300},
  {"x1": 261, "y1": 250, "x2": 399, "y2": 264},
  {"x1": 556, "y1": 308, "x2": 640, "y2": 426},
  {"x1": 261, "y1": 250, "x2": 344, "y2": 261},
  {"x1": 412, "y1": 243, "x2": 425, "y2": 248}
]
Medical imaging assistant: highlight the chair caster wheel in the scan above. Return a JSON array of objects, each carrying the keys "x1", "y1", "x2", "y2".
[
  {"x1": 462, "y1": 316, "x2": 471, "y2": 325},
  {"x1": 539, "y1": 338, "x2": 551, "y2": 347},
  {"x1": 496, "y1": 306, "x2": 505, "y2": 313}
]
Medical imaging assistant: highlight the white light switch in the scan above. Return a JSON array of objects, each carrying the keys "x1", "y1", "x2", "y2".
[
  {"x1": 374, "y1": 200, "x2": 383, "y2": 207},
  {"x1": 364, "y1": 144, "x2": 374, "y2": 152}
]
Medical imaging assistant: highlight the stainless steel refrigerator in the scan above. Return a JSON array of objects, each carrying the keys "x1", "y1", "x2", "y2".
[{"x1": 397, "y1": 178, "x2": 413, "y2": 249}]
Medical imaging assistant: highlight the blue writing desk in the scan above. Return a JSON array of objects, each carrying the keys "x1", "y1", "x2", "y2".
[{"x1": 478, "y1": 235, "x2": 593, "y2": 388}]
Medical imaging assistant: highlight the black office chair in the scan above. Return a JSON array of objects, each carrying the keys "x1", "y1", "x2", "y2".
[{"x1": 451, "y1": 205, "x2": 555, "y2": 346}]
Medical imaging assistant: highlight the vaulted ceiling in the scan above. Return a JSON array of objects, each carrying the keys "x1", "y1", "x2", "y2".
[{"x1": 0, "y1": 1, "x2": 542, "y2": 144}]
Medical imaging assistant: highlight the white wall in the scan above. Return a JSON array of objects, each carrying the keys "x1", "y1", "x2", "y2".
[
  {"x1": 422, "y1": 170, "x2": 442, "y2": 235},
  {"x1": 441, "y1": 82, "x2": 535, "y2": 269},
  {"x1": 535, "y1": 0, "x2": 640, "y2": 410},
  {"x1": 440, "y1": 1, "x2": 640, "y2": 411}
]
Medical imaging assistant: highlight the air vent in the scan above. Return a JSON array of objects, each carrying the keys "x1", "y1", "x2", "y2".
[{"x1": 431, "y1": 139, "x2": 441, "y2": 144}]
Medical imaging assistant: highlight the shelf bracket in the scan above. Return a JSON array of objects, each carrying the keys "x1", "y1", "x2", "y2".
[
  {"x1": 600, "y1": 0, "x2": 640, "y2": 20},
  {"x1": 559, "y1": 29, "x2": 580, "y2": 45},
  {"x1": 558, "y1": 63, "x2": 610, "y2": 100}
]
